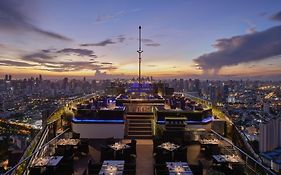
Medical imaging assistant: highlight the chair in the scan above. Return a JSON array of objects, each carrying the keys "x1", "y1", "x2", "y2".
[
  {"x1": 29, "y1": 167, "x2": 45, "y2": 175},
  {"x1": 116, "y1": 150, "x2": 125, "y2": 160},
  {"x1": 124, "y1": 163, "x2": 136, "y2": 174},
  {"x1": 154, "y1": 149, "x2": 171, "y2": 164},
  {"x1": 79, "y1": 141, "x2": 89, "y2": 155},
  {"x1": 231, "y1": 163, "x2": 245, "y2": 175},
  {"x1": 125, "y1": 163, "x2": 136, "y2": 170},
  {"x1": 210, "y1": 145, "x2": 220, "y2": 155},
  {"x1": 189, "y1": 160, "x2": 203, "y2": 175},
  {"x1": 153, "y1": 137, "x2": 161, "y2": 153},
  {"x1": 105, "y1": 137, "x2": 115, "y2": 145},
  {"x1": 88, "y1": 163, "x2": 102, "y2": 175},
  {"x1": 100, "y1": 145, "x2": 114, "y2": 162},
  {"x1": 128, "y1": 139, "x2": 137, "y2": 156},
  {"x1": 174, "y1": 145, "x2": 187, "y2": 162},
  {"x1": 56, "y1": 159, "x2": 74, "y2": 175},
  {"x1": 72, "y1": 132, "x2": 80, "y2": 139},
  {"x1": 123, "y1": 169, "x2": 136, "y2": 175},
  {"x1": 154, "y1": 163, "x2": 167, "y2": 170},
  {"x1": 154, "y1": 164, "x2": 168, "y2": 175},
  {"x1": 54, "y1": 146, "x2": 65, "y2": 156}
]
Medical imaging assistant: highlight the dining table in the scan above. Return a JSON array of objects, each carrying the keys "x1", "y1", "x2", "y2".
[
  {"x1": 158, "y1": 142, "x2": 180, "y2": 160},
  {"x1": 166, "y1": 162, "x2": 193, "y2": 175},
  {"x1": 108, "y1": 142, "x2": 130, "y2": 159},
  {"x1": 212, "y1": 154, "x2": 242, "y2": 163},
  {"x1": 99, "y1": 160, "x2": 125, "y2": 175}
]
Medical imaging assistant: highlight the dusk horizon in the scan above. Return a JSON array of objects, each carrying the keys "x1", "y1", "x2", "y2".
[{"x1": 1, "y1": 0, "x2": 281, "y2": 80}]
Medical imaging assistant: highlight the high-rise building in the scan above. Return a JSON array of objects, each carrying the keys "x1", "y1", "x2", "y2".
[
  {"x1": 259, "y1": 117, "x2": 281, "y2": 152},
  {"x1": 263, "y1": 101, "x2": 270, "y2": 114},
  {"x1": 4, "y1": 74, "x2": 8, "y2": 81},
  {"x1": 222, "y1": 84, "x2": 229, "y2": 103}
]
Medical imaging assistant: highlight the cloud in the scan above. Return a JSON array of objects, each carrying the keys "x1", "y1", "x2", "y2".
[
  {"x1": 145, "y1": 43, "x2": 161, "y2": 47},
  {"x1": 248, "y1": 65, "x2": 256, "y2": 69},
  {"x1": 141, "y1": 38, "x2": 161, "y2": 47},
  {"x1": 56, "y1": 48, "x2": 97, "y2": 58},
  {"x1": 18, "y1": 47, "x2": 117, "y2": 73},
  {"x1": 242, "y1": 19, "x2": 256, "y2": 34},
  {"x1": 22, "y1": 51, "x2": 53, "y2": 63},
  {"x1": 0, "y1": 59, "x2": 35, "y2": 67},
  {"x1": 81, "y1": 36, "x2": 160, "y2": 47},
  {"x1": 30, "y1": 27, "x2": 72, "y2": 41},
  {"x1": 94, "y1": 9, "x2": 141, "y2": 24},
  {"x1": 246, "y1": 27, "x2": 256, "y2": 34},
  {"x1": 194, "y1": 25, "x2": 281, "y2": 73},
  {"x1": 147, "y1": 64, "x2": 157, "y2": 67},
  {"x1": 100, "y1": 62, "x2": 113, "y2": 65},
  {"x1": 116, "y1": 35, "x2": 126, "y2": 43},
  {"x1": 49, "y1": 61, "x2": 117, "y2": 72},
  {"x1": 80, "y1": 39, "x2": 116, "y2": 47},
  {"x1": 0, "y1": 0, "x2": 72, "y2": 41},
  {"x1": 271, "y1": 11, "x2": 281, "y2": 21},
  {"x1": 141, "y1": 39, "x2": 154, "y2": 43},
  {"x1": 22, "y1": 48, "x2": 97, "y2": 63},
  {"x1": 94, "y1": 11, "x2": 124, "y2": 24},
  {"x1": 94, "y1": 69, "x2": 108, "y2": 78}
]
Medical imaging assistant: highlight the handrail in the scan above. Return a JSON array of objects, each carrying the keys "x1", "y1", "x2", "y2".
[
  {"x1": 3, "y1": 128, "x2": 69, "y2": 175},
  {"x1": 232, "y1": 121, "x2": 262, "y2": 162},
  {"x1": 186, "y1": 93, "x2": 263, "y2": 161},
  {"x1": 211, "y1": 129, "x2": 277, "y2": 175},
  {"x1": 4, "y1": 93, "x2": 95, "y2": 175},
  {"x1": 21, "y1": 125, "x2": 50, "y2": 175}
]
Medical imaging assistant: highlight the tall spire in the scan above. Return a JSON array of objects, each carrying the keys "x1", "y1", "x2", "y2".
[{"x1": 137, "y1": 26, "x2": 143, "y2": 86}]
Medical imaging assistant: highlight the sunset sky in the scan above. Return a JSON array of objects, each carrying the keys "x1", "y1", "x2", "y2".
[{"x1": 1, "y1": 0, "x2": 281, "y2": 80}]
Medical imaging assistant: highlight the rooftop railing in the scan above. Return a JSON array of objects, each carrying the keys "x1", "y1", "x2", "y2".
[
  {"x1": 2, "y1": 93, "x2": 95, "y2": 175},
  {"x1": 211, "y1": 129, "x2": 277, "y2": 175},
  {"x1": 3, "y1": 126, "x2": 69, "y2": 175}
]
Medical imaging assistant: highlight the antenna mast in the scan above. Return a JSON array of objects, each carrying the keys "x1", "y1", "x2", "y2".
[{"x1": 137, "y1": 26, "x2": 143, "y2": 86}]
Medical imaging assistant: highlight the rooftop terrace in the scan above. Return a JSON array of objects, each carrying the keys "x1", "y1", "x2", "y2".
[{"x1": 3, "y1": 125, "x2": 277, "y2": 175}]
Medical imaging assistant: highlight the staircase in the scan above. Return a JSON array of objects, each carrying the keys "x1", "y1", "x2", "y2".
[{"x1": 126, "y1": 114, "x2": 154, "y2": 139}]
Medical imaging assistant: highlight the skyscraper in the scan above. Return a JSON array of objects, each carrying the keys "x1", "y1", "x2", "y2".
[{"x1": 259, "y1": 118, "x2": 281, "y2": 152}]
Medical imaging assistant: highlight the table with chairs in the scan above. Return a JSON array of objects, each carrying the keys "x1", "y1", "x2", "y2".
[
  {"x1": 57, "y1": 138, "x2": 80, "y2": 146},
  {"x1": 30, "y1": 156, "x2": 63, "y2": 175},
  {"x1": 199, "y1": 138, "x2": 220, "y2": 156},
  {"x1": 108, "y1": 142, "x2": 130, "y2": 159},
  {"x1": 166, "y1": 162, "x2": 193, "y2": 175},
  {"x1": 212, "y1": 154, "x2": 245, "y2": 175},
  {"x1": 99, "y1": 160, "x2": 124, "y2": 175},
  {"x1": 158, "y1": 142, "x2": 180, "y2": 161}
]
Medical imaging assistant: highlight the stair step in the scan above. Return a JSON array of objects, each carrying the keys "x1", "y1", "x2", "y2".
[
  {"x1": 127, "y1": 117, "x2": 153, "y2": 120},
  {"x1": 128, "y1": 127, "x2": 152, "y2": 131},
  {"x1": 126, "y1": 135, "x2": 152, "y2": 139},
  {"x1": 126, "y1": 112, "x2": 153, "y2": 115},
  {"x1": 126, "y1": 115, "x2": 154, "y2": 118},
  {"x1": 128, "y1": 120, "x2": 151, "y2": 124},
  {"x1": 128, "y1": 131, "x2": 152, "y2": 136},
  {"x1": 128, "y1": 124, "x2": 151, "y2": 128}
]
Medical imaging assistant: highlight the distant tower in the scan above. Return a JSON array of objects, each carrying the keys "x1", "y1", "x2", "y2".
[
  {"x1": 4, "y1": 74, "x2": 8, "y2": 81},
  {"x1": 137, "y1": 26, "x2": 143, "y2": 86}
]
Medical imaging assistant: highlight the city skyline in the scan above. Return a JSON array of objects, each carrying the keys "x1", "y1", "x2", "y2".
[{"x1": 1, "y1": 0, "x2": 281, "y2": 80}]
